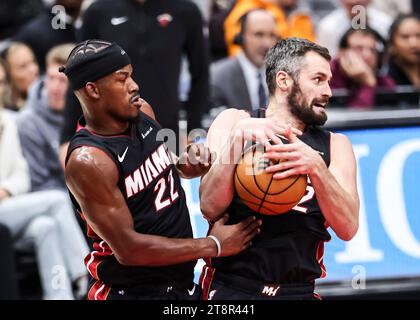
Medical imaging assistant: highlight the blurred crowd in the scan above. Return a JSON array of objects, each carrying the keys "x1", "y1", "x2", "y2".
[{"x1": 0, "y1": 0, "x2": 419, "y2": 300}]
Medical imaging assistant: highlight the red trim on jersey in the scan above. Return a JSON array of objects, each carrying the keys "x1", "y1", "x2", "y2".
[
  {"x1": 77, "y1": 210, "x2": 86, "y2": 222},
  {"x1": 316, "y1": 241, "x2": 327, "y2": 279},
  {"x1": 88, "y1": 280, "x2": 112, "y2": 300},
  {"x1": 201, "y1": 222, "x2": 214, "y2": 268},
  {"x1": 85, "y1": 240, "x2": 113, "y2": 280},
  {"x1": 76, "y1": 122, "x2": 83, "y2": 133},
  {"x1": 81, "y1": 127, "x2": 131, "y2": 139},
  {"x1": 313, "y1": 292, "x2": 322, "y2": 300},
  {"x1": 199, "y1": 265, "x2": 216, "y2": 300},
  {"x1": 78, "y1": 211, "x2": 114, "y2": 280},
  {"x1": 86, "y1": 224, "x2": 98, "y2": 239},
  {"x1": 75, "y1": 117, "x2": 131, "y2": 139},
  {"x1": 198, "y1": 221, "x2": 215, "y2": 298},
  {"x1": 198, "y1": 265, "x2": 206, "y2": 289},
  {"x1": 203, "y1": 257, "x2": 212, "y2": 267}
]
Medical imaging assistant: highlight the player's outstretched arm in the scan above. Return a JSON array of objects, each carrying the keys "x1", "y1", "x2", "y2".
[{"x1": 65, "y1": 146, "x2": 261, "y2": 266}]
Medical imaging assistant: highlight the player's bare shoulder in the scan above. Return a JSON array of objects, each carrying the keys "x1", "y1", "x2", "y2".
[
  {"x1": 65, "y1": 146, "x2": 119, "y2": 198},
  {"x1": 211, "y1": 108, "x2": 250, "y2": 129},
  {"x1": 208, "y1": 108, "x2": 249, "y2": 134},
  {"x1": 329, "y1": 132, "x2": 356, "y2": 168},
  {"x1": 330, "y1": 132, "x2": 353, "y2": 150}
]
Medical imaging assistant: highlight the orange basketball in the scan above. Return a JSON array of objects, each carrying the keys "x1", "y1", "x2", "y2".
[{"x1": 234, "y1": 143, "x2": 307, "y2": 215}]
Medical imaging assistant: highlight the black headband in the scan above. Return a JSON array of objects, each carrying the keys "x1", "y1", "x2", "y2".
[{"x1": 59, "y1": 43, "x2": 131, "y2": 90}]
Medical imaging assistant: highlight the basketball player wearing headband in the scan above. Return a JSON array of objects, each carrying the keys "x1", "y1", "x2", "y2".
[
  {"x1": 199, "y1": 38, "x2": 359, "y2": 300},
  {"x1": 61, "y1": 40, "x2": 261, "y2": 300}
]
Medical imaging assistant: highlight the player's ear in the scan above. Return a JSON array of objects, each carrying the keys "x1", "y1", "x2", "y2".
[
  {"x1": 84, "y1": 82, "x2": 100, "y2": 99},
  {"x1": 275, "y1": 71, "x2": 289, "y2": 91}
]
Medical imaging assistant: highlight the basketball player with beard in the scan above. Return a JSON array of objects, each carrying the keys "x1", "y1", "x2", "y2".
[{"x1": 199, "y1": 38, "x2": 359, "y2": 300}]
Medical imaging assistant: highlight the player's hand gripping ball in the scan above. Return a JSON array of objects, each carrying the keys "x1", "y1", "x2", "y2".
[{"x1": 234, "y1": 139, "x2": 307, "y2": 215}]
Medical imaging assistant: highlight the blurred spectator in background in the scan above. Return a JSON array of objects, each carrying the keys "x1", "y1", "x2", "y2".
[
  {"x1": 330, "y1": 27, "x2": 395, "y2": 108},
  {"x1": 371, "y1": 0, "x2": 412, "y2": 19},
  {"x1": 224, "y1": 0, "x2": 315, "y2": 56},
  {"x1": 208, "y1": 0, "x2": 236, "y2": 61},
  {"x1": 305, "y1": 0, "x2": 339, "y2": 25},
  {"x1": 17, "y1": 44, "x2": 74, "y2": 192},
  {"x1": 209, "y1": 9, "x2": 278, "y2": 113},
  {"x1": 1, "y1": 43, "x2": 39, "y2": 112},
  {"x1": 0, "y1": 0, "x2": 45, "y2": 40},
  {"x1": 60, "y1": 0, "x2": 209, "y2": 150},
  {"x1": 1, "y1": 56, "x2": 89, "y2": 299},
  {"x1": 0, "y1": 98, "x2": 88, "y2": 299},
  {"x1": 13, "y1": 0, "x2": 83, "y2": 72},
  {"x1": 0, "y1": 99, "x2": 30, "y2": 210},
  {"x1": 413, "y1": 0, "x2": 420, "y2": 16},
  {"x1": 0, "y1": 60, "x2": 19, "y2": 300},
  {"x1": 385, "y1": 13, "x2": 420, "y2": 107},
  {"x1": 387, "y1": 14, "x2": 420, "y2": 88},
  {"x1": 192, "y1": 0, "x2": 213, "y2": 22},
  {"x1": 317, "y1": 0, "x2": 393, "y2": 57},
  {"x1": 0, "y1": 59, "x2": 9, "y2": 112}
]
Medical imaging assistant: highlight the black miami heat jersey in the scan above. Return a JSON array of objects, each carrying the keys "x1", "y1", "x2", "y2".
[
  {"x1": 66, "y1": 112, "x2": 195, "y2": 295},
  {"x1": 203, "y1": 109, "x2": 332, "y2": 286}
]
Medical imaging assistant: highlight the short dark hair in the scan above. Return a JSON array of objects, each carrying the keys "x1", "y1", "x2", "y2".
[
  {"x1": 338, "y1": 27, "x2": 386, "y2": 71},
  {"x1": 388, "y1": 13, "x2": 420, "y2": 45},
  {"x1": 339, "y1": 27, "x2": 385, "y2": 51},
  {"x1": 265, "y1": 38, "x2": 331, "y2": 96}
]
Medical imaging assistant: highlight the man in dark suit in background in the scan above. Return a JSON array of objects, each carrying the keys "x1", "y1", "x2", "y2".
[
  {"x1": 60, "y1": 0, "x2": 209, "y2": 156},
  {"x1": 13, "y1": 0, "x2": 83, "y2": 72},
  {"x1": 209, "y1": 9, "x2": 278, "y2": 113}
]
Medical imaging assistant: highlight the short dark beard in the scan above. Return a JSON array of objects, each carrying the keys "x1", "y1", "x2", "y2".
[
  {"x1": 288, "y1": 82, "x2": 328, "y2": 126},
  {"x1": 109, "y1": 105, "x2": 140, "y2": 125}
]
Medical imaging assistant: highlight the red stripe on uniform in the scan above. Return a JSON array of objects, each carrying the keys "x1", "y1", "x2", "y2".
[
  {"x1": 200, "y1": 265, "x2": 216, "y2": 300},
  {"x1": 313, "y1": 292, "x2": 322, "y2": 300},
  {"x1": 316, "y1": 241, "x2": 327, "y2": 278},
  {"x1": 76, "y1": 122, "x2": 83, "y2": 133},
  {"x1": 88, "y1": 280, "x2": 112, "y2": 300},
  {"x1": 85, "y1": 253, "x2": 101, "y2": 280},
  {"x1": 85, "y1": 240, "x2": 113, "y2": 280},
  {"x1": 78, "y1": 210, "x2": 114, "y2": 279},
  {"x1": 198, "y1": 266, "x2": 206, "y2": 289}
]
